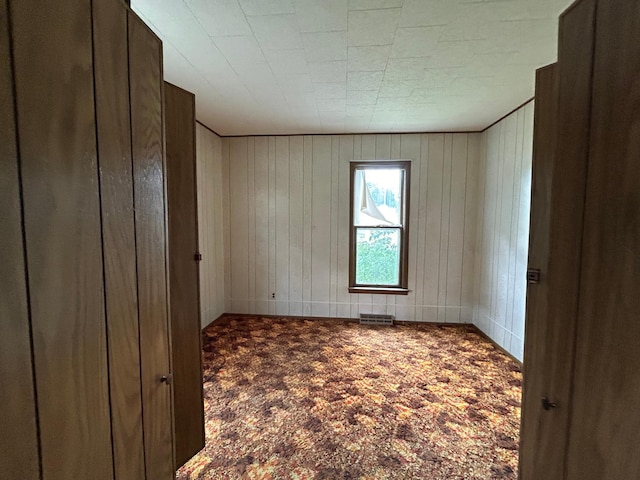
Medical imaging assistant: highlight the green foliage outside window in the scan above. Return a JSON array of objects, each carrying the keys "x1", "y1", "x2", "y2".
[{"x1": 355, "y1": 229, "x2": 400, "y2": 286}]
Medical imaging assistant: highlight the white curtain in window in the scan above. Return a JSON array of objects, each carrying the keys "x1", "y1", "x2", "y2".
[{"x1": 353, "y1": 170, "x2": 392, "y2": 226}]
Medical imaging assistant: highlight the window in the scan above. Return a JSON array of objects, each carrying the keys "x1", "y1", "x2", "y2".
[{"x1": 349, "y1": 161, "x2": 410, "y2": 294}]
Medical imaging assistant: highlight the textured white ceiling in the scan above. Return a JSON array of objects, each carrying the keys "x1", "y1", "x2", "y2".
[{"x1": 132, "y1": 0, "x2": 571, "y2": 136}]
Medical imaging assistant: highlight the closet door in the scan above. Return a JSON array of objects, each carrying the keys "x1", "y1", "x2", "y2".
[
  {"x1": 165, "y1": 82, "x2": 205, "y2": 468},
  {"x1": 93, "y1": 0, "x2": 145, "y2": 478},
  {"x1": 10, "y1": 0, "x2": 114, "y2": 478},
  {"x1": 128, "y1": 12, "x2": 175, "y2": 480},
  {"x1": 565, "y1": 0, "x2": 640, "y2": 478},
  {"x1": 520, "y1": 0, "x2": 597, "y2": 478},
  {"x1": 0, "y1": 0, "x2": 40, "y2": 477},
  {"x1": 519, "y1": 64, "x2": 562, "y2": 479}
]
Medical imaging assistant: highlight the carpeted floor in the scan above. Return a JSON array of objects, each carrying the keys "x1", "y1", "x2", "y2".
[{"x1": 177, "y1": 315, "x2": 522, "y2": 480}]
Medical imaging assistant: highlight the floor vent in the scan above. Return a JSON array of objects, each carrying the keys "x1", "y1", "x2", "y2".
[{"x1": 359, "y1": 313, "x2": 395, "y2": 326}]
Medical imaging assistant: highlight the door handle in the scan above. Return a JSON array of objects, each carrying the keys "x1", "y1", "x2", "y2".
[{"x1": 160, "y1": 374, "x2": 173, "y2": 385}]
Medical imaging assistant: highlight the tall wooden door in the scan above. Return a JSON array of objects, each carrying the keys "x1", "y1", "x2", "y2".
[
  {"x1": 11, "y1": 0, "x2": 114, "y2": 478},
  {"x1": 93, "y1": 1, "x2": 146, "y2": 478},
  {"x1": 564, "y1": 0, "x2": 640, "y2": 477},
  {"x1": 165, "y1": 82, "x2": 205, "y2": 469},
  {"x1": 129, "y1": 12, "x2": 175, "y2": 480},
  {"x1": 0, "y1": 0, "x2": 40, "y2": 477},
  {"x1": 519, "y1": 64, "x2": 563, "y2": 479}
]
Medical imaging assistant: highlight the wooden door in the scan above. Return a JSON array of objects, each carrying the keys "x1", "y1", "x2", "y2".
[
  {"x1": 93, "y1": 1, "x2": 145, "y2": 478},
  {"x1": 519, "y1": 0, "x2": 597, "y2": 478},
  {"x1": 11, "y1": 0, "x2": 114, "y2": 478},
  {"x1": 564, "y1": 0, "x2": 640, "y2": 478},
  {"x1": 128, "y1": 11, "x2": 175, "y2": 480},
  {"x1": 0, "y1": 0, "x2": 40, "y2": 477},
  {"x1": 519, "y1": 64, "x2": 563, "y2": 479},
  {"x1": 165, "y1": 82, "x2": 205, "y2": 468}
]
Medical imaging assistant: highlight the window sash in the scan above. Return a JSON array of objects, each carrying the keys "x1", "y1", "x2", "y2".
[{"x1": 353, "y1": 226, "x2": 403, "y2": 287}]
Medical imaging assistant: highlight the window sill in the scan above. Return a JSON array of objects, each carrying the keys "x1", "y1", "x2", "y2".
[{"x1": 348, "y1": 287, "x2": 410, "y2": 295}]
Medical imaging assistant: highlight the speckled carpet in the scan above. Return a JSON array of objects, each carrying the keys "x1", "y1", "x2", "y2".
[{"x1": 177, "y1": 315, "x2": 522, "y2": 480}]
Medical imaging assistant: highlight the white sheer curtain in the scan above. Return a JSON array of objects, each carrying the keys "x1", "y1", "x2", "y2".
[{"x1": 353, "y1": 169, "x2": 393, "y2": 226}]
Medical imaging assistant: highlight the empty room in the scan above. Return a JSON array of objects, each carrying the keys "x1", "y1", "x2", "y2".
[{"x1": 2, "y1": 1, "x2": 639, "y2": 480}]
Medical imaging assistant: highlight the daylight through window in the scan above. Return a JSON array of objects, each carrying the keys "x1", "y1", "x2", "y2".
[{"x1": 349, "y1": 161, "x2": 410, "y2": 294}]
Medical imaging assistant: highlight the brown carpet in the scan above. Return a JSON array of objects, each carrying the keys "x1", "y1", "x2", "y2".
[{"x1": 177, "y1": 315, "x2": 522, "y2": 480}]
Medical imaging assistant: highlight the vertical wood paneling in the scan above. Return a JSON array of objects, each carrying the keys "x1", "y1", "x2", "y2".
[
  {"x1": 128, "y1": 12, "x2": 174, "y2": 479},
  {"x1": 12, "y1": 0, "x2": 114, "y2": 477},
  {"x1": 254, "y1": 137, "x2": 269, "y2": 314},
  {"x1": 195, "y1": 124, "x2": 226, "y2": 326},
  {"x1": 228, "y1": 137, "x2": 249, "y2": 313},
  {"x1": 164, "y1": 83, "x2": 204, "y2": 469},
  {"x1": 413, "y1": 135, "x2": 429, "y2": 321},
  {"x1": 222, "y1": 140, "x2": 231, "y2": 309},
  {"x1": 462, "y1": 134, "x2": 481, "y2": 322},
  {"x1": 329, "y1": 136, "x2": 340, "y2": 317},
  {"x1": 224, "y1": 132, "x2": 481, "y2": 325},
  {"x1": 0, "y1": 0, "x2": 40, "y2": 475},
  {"x1": 247, "y1": 137, "x2": 256, "y2": 314},
  {"x1": 396, "y1": 134, "x2": 421, "y2": 321},
  {"x1": 474, "y1": 101, "x2": 535, "y2": 360},
  {"x1": 268, "y1": 137, "x2": 276, "y2": 314},
  {"x1": 289, "y1": 137, "x2": 304, "y2": 316},
  {"x1": 445, "y1": 135, "x2": 468, "y2": 324},
  {"x1": 423, "y1": 135, "x2": 444, "y2": 321},
  {"x1": 311, "y1": 136, "x2": 332, "y2": 317},
  {"x1": 267, "y1": 136, "x2": 277, "y2": 315},
  {"x1": 92, "y1": 1, "x2": 144, "y2": 478},
  {"x1": 336, "y1": 136, "x2": 354, "y2": 318},
  {"x1": 302, "y1": 136, "x2": 313, "y2": 316},
  {"x1": 275, "y1": 136, "x2": 290, "y2": 315}
]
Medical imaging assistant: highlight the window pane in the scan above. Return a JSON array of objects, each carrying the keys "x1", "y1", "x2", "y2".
[
  {"x1": 353, "y1": 168, "x2": 403, "y2": 226},
  {"x1": 355, "y1": 228, "x2": 400, "y2": 286}
]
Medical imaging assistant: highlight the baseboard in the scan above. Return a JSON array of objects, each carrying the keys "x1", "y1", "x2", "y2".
[
  {"x1": 201, "y1": 313, "x2": 228, "y2": 331},
  {"x1": 206, "y1": 312, "x2": 475, "y2": 329},
  {"x1": 471, "y1": 326, "x2": 523, "y2": 366},
  {"x1": 203, "y1": 313, "x2": 521, "y2": 366}
]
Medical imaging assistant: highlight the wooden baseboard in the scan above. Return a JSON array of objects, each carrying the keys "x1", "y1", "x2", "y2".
[
  {"x1": 471, "y1": 326, "x2": 523, "y2": 366},
  {"x1": 205, "y1": 312, "x2": 474, "y2": 329}
]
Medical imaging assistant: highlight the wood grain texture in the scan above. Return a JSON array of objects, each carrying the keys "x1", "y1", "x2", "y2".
[
  {"x1": 11, "y1": 0, "x2": 114, "y2": 478},
  {"x1": 566, "y1": 0, "x2": 640, "y2": 478},
  {"x1": 518, "y1": 64, "x2": 561, "y2": 480},
  {"x1": 128, "y1": 11, "x2": 174, "y2": 480},
  {"x1": 164, "y1": 82, "x2": 205, "y2": 468},
  {"x1": 0, "y1": 0, "x2": 40, "y2": 477},
  {"x1": 520, "y1": 2, "x2": 597, "y2": 479},
  {"x1": 92, "y1": 1, "x2": 145, "y2": 478}
]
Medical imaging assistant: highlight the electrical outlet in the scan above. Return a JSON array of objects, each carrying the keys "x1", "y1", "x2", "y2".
[{"x1": 271, "y1": 293, "x2": 275, "y2": 299}]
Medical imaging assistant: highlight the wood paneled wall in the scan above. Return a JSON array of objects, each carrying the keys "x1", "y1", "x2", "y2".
[
  {"x1": 473, "y1": 102, "x2": 534, "y2": 361},
  {"x1": 0, "y1": 0, "x2": 40, "y2": 476},
  {"x1": 2, "y1": 1, "x2": 174, "y2": 478},
  {"x1": 195, "y1": 124, "x2": 226, "y2": 326},
  {"x1": 222, "y1": 133, "x2": 481, "y2": 323},
  {"x1": 12, "y1": 0, "x2": 114, "y2": 477}
]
